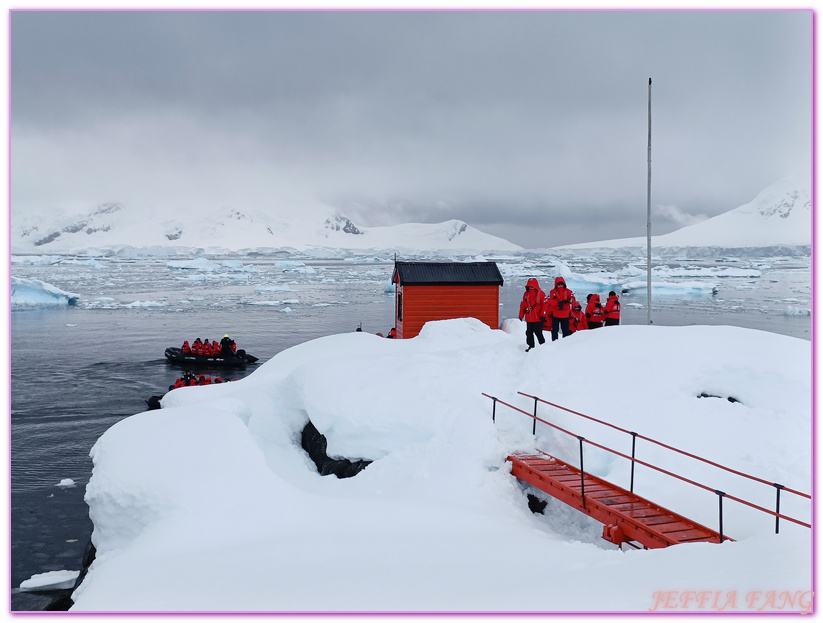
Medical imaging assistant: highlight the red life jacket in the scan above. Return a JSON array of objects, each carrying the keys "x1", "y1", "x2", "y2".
[
  {"x1": 604, "y1": 295, "x2": 621, "y2": 319},
  {"x1": 548, "y1": 277, "x2": 574, "y2": 319},
  {"x1": 181, "y1": 341, "x2": 191, "y2": 354},
  {"x1": 586, "y1": 295, "x2": 604, "y2": 324},
  {"x1": 570, "y1": 307, "x2": 587, "y2": 332},
  {"x1": 519, "y1": 278, "x2": 546, "y2": 323}
]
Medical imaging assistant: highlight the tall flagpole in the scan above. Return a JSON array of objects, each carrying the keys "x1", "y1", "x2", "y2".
[{"x1": 646, "y1": 77, "x2": 653, "y2": 325}]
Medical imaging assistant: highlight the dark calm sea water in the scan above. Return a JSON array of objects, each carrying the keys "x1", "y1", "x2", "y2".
[{"x1": 9, "y1": 253, "x2": 811, "y2": 610}]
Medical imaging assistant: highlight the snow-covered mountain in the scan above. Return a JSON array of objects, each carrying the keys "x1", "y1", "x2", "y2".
[
  {"x1": 559, "y1": 172, "x2": 812, "y2": 250},
  {"x1": 10, "y1": 203, "x2": 521, "y2": 255}
]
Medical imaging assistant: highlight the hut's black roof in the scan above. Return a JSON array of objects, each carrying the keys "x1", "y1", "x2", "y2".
[{"x1": 392, "y1": 261, "x2": 503, "y2": 286}]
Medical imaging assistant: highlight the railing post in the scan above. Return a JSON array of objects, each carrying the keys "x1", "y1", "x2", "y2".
[
  {"x1": 774, "y1": 483, "x2": 784, "y2": 534},
  {"x1": 491, "y1": 397, "x2": 497, "y2": 423},
  {"x1": 715, "y1": 490, "x2": 725, "y2": 543},
  {"x1": 578, "y1": 436, "x2": 586, "y2": 509},
  {"x1": 532, "y1": 396, "x2": 538, "y2": 435},
  {"x1": 630, "y1": 432, "x2": 637, "y2": 493}
]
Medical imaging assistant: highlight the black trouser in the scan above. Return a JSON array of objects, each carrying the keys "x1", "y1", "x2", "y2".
[
  {"x1": 587, "y1": 321, "x2": 603, "y2": 329},
  {"x1": 551, "y1": 316, "x2": 571, "y2": 341},
  {"x1": 604, "y1": 318, "x2": 619, "y2": 326},
  {"x1": 526, "y1": 321, "x2": 546, "y2": 348}
]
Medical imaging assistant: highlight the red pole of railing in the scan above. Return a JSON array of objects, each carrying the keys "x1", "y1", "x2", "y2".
[{"x1": 517, "y1": 392, "x2": 811, "y2": 500}]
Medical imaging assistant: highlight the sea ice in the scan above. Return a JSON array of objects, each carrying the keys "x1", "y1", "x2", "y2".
[{"x1": 20, "y1": 570, "x2": 80, "y2": 592}]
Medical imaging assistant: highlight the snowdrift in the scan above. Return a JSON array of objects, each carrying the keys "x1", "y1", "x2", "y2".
[{"x1": 73, "y1": 319, "x2": 811, "y2": 612}]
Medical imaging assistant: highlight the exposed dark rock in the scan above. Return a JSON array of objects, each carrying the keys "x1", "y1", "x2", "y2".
[
  {"x1": 43, "y1": 591, "x2": 73, "y2": 611},
  {"x1": 698, "y1": 392, "x2": 740, "y2": 404},
  {"x1": 527, "y1": 493, "x2": 548, "y2": 514},
  {"x1": 301, "y1": 421, "x2": 371, "y2": 478},
  {"x1": 62, "y1": 221, "x2": 88, "y2": 234},
  {"x1": 34, "y1": 232, "x2": 61, "y2": 246}
]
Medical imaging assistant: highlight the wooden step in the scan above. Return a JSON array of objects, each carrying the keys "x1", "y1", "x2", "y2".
[{"x1": 508, "y1": 451, "x2": 729, "y2": 549}]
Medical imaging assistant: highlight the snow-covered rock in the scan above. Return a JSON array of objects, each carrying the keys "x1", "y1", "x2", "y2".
[
  {"x1": 559, "y1": 172, "x2": 811, "y2": 250},
  {"x1": 11, "y1": 201, "x2": 522, "y2": 255}
]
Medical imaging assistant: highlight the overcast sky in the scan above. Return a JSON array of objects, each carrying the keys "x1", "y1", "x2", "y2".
[{"x1": 10, "y1": 9, "x2": 812, "y2": 248}]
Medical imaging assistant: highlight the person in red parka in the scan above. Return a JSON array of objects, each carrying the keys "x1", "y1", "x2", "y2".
[
  {"x1": 546, "y1": 276, "x2": 575, "y2": 341},
  {"x1": 585, "y1": 293, "x2": 604, "y2": 329},
  {"x1": 519, "y1": 278, "x2": 547, "y2": 351},
  {"x1": 181, "y1": 340, "x2": 191, "y2": 354},
  {"x1": 569, "y1": 301, "x2": 587, "y2": 333},
  {"x1": 604, "y1": 291, "x2": 621, "y2": 326}
]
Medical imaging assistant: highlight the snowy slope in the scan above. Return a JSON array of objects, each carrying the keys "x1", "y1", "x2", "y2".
[
  {"x1": 559, "y1": 173, "x2": 811, "y2": 250},
  {"x1": 70, "y1": 319, "x2": 811, "y2": 612},
  {"x1": 10, "y1": 203, "x2": 521, "y2": 254}
]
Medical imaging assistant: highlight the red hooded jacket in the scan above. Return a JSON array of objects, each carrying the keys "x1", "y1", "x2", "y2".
[
  {"x1": 586, "y1": 294, "x2": 604, "y2": 325},
  {"x1": 604, "y1": 294, "x2": 621, "y2": 320},
  {"x1": 519, "y1": 278, "x2": 546, "y2": 323},
  {"x1": 570, "y1": 304, "x2": 587, "y2": 332},
  {"x1": 547, "y1": 276, "x2": 575, "y2": 319}
]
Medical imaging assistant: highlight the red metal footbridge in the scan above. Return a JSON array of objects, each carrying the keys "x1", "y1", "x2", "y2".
[{"x1": 483, "y1": 392, "x2": 811, "y2": 550}]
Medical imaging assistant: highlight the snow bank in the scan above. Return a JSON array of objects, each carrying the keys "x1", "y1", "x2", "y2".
[
  {"x1": 74, "y1": 320, "x2": 811, "y2": 612},
  {"x1": 11, "y1": 277, "x2": 80, "y2": 307}
]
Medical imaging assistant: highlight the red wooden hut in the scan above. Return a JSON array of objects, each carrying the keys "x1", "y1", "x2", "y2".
[{"x1": 391, "y1": 261, "x2": 504, "y2": 339}]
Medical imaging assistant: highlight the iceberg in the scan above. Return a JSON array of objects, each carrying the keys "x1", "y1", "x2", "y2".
[
  {"x1": 11, "y1": 277, "x2": 79, "y2": 307},
  {"x1": 166, "y1": 258, "x2": 221, "y2": 271},
  {"x1": 621, "y1": 280, "x2": 719, "y2": 297}
]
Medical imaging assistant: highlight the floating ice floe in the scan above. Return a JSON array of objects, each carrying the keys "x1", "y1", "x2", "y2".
[
  {"x1": 20, "y1": 570, "x2": 80, "y2": 592},
  {"x1": 56, "y1": 478, "x2": 76, "y2": 488},
  {"x1": 124, "y1": 300, "x2": 166, "y2": 308},
  {"x1": 59, "y1": 258, "x2": 107, "y2": 269},
  {"x1": 785, "y1": 306, "x2": 811, "y2": 316},
  {"x1": 621, "y1": 280, "x2": 719, "y2": 296},
  {"x1": 345, "y1": 256, "x2": 383, "y2": 263},
  {"x1": 11, "y1": 277, "x2": 80, "y2": 307},
  {"x1": 222, "y1": 260, "x2": 254, "y2": 272},
  {"x1": 166, "y1": 258, "x2": 221, "y2": 271},
  {"x1": 657, "y1": 266, "x2": 761, "y2": 278},
  {"x1": 11, "y1": 255, "x2": 62, "y2": 265},
  {"x1": 254, "y1": 285, "x2": 293, "y2": 293}
]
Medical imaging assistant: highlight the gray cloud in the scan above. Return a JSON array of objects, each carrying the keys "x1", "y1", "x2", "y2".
[{"x1": 10, "y1": 9, "x2": 812, "y2": 248}]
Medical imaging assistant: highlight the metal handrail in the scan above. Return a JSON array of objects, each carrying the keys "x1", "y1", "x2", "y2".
[
  {"x1": 517, "y1": 391, "x2": 811, "y2": 500},
  {"x1": 482, "y1": 393, "x2": 811, "y2": 534}
]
